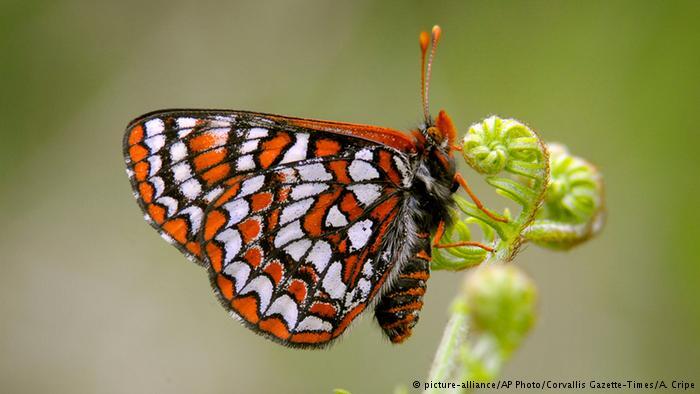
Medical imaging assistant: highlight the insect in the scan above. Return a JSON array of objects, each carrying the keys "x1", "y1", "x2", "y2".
[{"x1": 123, "y1": 26, "x2": 505, "y2": 348}]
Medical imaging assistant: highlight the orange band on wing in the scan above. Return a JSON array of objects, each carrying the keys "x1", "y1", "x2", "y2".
[{"x1": 278, "y1": 117, "x2": 416, "y2": 153}]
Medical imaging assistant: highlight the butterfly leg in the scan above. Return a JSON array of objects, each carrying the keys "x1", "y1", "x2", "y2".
[
  {"x1": 375, "y1": 239, "x2": 431, "y2": 343},
  {"x1": 454, "y1": 173, "x2": 508, "y2": 223},
  {"x1": 432, "y1": 221, "x2": 494, "y2": 252}
]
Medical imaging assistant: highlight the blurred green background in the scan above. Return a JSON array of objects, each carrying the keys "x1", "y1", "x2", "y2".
[{"x1": 2, "y1": 1, "x2": 699, "y2": 393}]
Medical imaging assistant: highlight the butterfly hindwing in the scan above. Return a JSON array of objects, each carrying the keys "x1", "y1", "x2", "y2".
[{"x1": 201, "y1": 148, "x2": 412, "y2": 347}]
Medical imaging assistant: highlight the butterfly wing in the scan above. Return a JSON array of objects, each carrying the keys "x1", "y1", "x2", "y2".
[
  {"x1": 124, "y1": 110, "x2": 417, "y2": 347},
  {"x1": 202, "y1": 155, "x2": 408, "y2": 347},
  {"x1": 123, "y1": 109, "x2": 414, "y2": 266}
]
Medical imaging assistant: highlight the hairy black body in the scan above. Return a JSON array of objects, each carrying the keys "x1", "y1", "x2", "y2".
[{"x1": 374, "y1": 124, "x2": 458, "y2": 342}]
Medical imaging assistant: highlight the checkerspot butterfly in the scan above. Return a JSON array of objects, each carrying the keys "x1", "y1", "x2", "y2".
[{"x1": 124, "y1": 26, "x2": 503, "y2": 348}]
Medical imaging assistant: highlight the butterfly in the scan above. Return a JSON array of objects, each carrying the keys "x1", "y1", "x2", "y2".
[{"x1": 123, "y1": 26, "x2": 504, "y2": 348}]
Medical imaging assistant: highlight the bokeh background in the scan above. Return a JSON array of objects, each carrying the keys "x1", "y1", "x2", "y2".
[{"x1": 2, "y1": 1, "x2": 699, "y2": 393}]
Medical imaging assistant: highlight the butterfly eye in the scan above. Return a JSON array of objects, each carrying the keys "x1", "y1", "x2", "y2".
[{"x1": 426, "y1": 126, "x2": 447, "y2": 147}]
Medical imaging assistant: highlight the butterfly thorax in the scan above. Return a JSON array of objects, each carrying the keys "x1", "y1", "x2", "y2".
[
  {"x1": 411, "y1": 143, "x2": 457, "y2": 233},
  {"x1": 408, "y1": 118, "x2": 458, "y2": 234}
]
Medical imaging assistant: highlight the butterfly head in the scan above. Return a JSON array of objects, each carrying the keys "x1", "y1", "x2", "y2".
[{"x1": 424, "y1": 110, "x2": 457, "y2": 153}]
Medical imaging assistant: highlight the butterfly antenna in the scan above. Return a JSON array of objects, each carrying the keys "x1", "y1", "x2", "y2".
[
  {"x1": 420, "y1": 30, "x2": 430, "y2": 123},
  {"x1": 420, "y1": 25, "x2": 442, "y2": 124}
]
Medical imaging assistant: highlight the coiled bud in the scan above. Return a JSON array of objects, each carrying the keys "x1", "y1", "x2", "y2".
[
  {"x1": 462, "y1": 116, "x2": 544, "y2": 177},
  {"x1": 524, "y1": 143, "x2": 605, "y2": 249},
  {"x1": 541, "y1": 143, "x2": 603, "y2": 222}
]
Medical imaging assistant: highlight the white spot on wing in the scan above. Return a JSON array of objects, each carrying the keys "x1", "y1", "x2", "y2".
[
  {"x1": 297, "y1": 163, "x2": 332, "y2": 182},
  {"x1": 240, "y1": 139, "x2": 259, "y2": 154},
  {"x1": 240, "y1": 276, "x2": 273, "y2": 311},
  {"x1": 322, "y1": 262, "x2": 347, "y2": 300},
  {"x1": 151, "y1": 177, "x2": 165, "y2": 198},
  {"x1": 362, "y1": 260, "x2": 374, "y2": 276},
  {"x1": 325, "y1": 205, "x2": 348, "y2": 227},
  {"x1": 291, "y1": 183, "x2": 329, "y2": 200},
  {"x1": 172, "y1": 162, "x2": 191, "y2": 182},
  {"x1": 223, "y1": 261, "x2": 250, "y2": 292},
  {"x1": 147, "y1": 155, "x2": 162, "y2": 176},
  {"x1": 357, "y1": 278, "x2": 371, "y2": 297},
  {"x1": 178, "y1": 128, "x2": 194, "y2": 138},
  {"x1": 355, "y1": 148, "x2": 373, "y2": 160},
  {"x1": 247, "y1": 127, "x2": 268, "y2": 139},
  {"x1": 307, "y1": 241, "x2": 332, "y2": 272},
  {"x1": 348, "y1": 184, "x2": 382, "y2": 206},
  {"x1": 348, "y1": 219, "x2": 373, "y2": 251},
  {"x1": 145, "y1": 135, "x2": 165, "y2": 153},
  {"x1": 240, "y1": 175, "x2": 265, "y2": 197},
  {"x1": 265, "y1": 295, "x2": 298, "y2": 327},
  {"x1": 155, "y1": 196, "x2": 178, "y2": 217},
  {"x1": 145, "y1": 118, "x2": 164, "y2": 137},
  {"x1": 170, "y1": 142, "x2": 188, "y2": 162},
  {"x1": 180, "y1": 206, "x2": 203, "y2": 234},
  {"x1": 204, "y1": 186, "x2": 224, "y2": 203},
  {"x1": 349, "y1": 160, "x2": 379, "y2": 181},
  {"x1": 215, "y1": 228, "x2": 243, "y2": 264},
  {"x1": 274, "y1": 220, "x2": 303, "y2": 248},
  {"x1": 176, "y1": 117, "x2": 197, "y2": 129},
  {"x1": 280, "y1": 133, "x2": 309, "y2": 164},
  {"x1": 297, "y1": 316, "x2": 332, "y2": 332},
  {"x1": 223, "y1": 199, "x2": 249, "y2": 226},
  {"x1": 280, "y1": 198, "x2": 314, "y2": 225},
  {"x1": 236, "y1": 154, "x2": 256, "y2": 171},
  {"x1": 394, "y1": 156, "x2": 412, "y2": 187},
  {"x1": 180, "y1": 178, "x2": 201, "y2": 200},
  {"x1": 284, "y1": 239, "x2": 312, "y2": 262}
]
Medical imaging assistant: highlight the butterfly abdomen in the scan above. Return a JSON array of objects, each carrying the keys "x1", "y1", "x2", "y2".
[{"x1": 374, "y1": 237, "x2": 431, "y2": 343}]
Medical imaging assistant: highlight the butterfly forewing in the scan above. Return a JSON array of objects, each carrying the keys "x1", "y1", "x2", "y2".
[{"x1": 124, "y1": 109, "x2": 416, "y2": 346}]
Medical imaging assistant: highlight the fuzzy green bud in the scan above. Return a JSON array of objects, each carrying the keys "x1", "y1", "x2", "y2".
[
  {"x1": 541, "y1": 143, "x2": 603, "y2": 223},
  {"x1": 524, "y1": 143, "x2": 605, "y2": 250},
  {"x1": 462, "y1": 265, "x2": 537, "y2": 352},
  {"x1": 462, "y1": 116, "x2": 544, "y2": 177}
]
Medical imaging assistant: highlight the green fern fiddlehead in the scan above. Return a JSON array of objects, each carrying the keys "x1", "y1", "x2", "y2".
[{"x1": 426, "y1": 116, "x2": 605, "y2": 393}]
